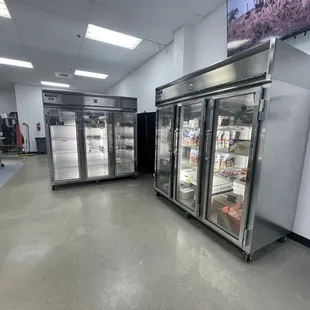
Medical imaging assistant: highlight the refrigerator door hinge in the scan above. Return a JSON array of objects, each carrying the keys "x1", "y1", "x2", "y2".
[
  {"x1": 242, "y1": 228, "x2": 251, "y2": 246},
  {"x1": 257, "y1": 99, "x2": 266, "y2": 121},
  {"x1": 258, "y1": 111, "x2": 265, "y2": 121}
]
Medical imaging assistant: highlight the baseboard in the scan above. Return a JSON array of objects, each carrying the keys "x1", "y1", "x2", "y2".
[
  {"x1": 22, "y1": 152, "x2": 47, "y2": 155},
  {"x1": 288, "y1": 232, "x2": 310, "y2": 248}
]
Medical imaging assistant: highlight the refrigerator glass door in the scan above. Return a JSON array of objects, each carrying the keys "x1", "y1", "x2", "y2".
[
  {"x1": 206, "y1": 93, "x2": 258, "y2": 239},
  {"x1": 155, "y1": 106, "x2": 174, "y2": 196},
  {"x1": 175, "y1": 103, "x2": 203, "y2": 211},
  {"x1": 114, "y1": 113, "x2": 135, "y2": 175},
  {"x1": 84, "y1": 112, "x2": 110, "y2": 179},
  {"x1": 50, "y1": 110, "x2": 80, "y2": 181}
]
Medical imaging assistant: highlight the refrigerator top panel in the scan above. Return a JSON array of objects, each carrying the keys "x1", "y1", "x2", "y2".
[
  {"x1": 42, "y1": 90, "x2": 137, "y2": 112},
  {"x1": 155, "y1": 39, "x2": 310, "y2": 105}
]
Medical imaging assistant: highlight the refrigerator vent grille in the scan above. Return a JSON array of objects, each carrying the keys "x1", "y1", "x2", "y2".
[{"x1": 55, "y1": 72, "x2": 73, "y2": 79}]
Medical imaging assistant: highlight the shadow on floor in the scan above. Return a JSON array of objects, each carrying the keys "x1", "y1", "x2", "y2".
[{"x1": 0, "y1": 159, "x2": 24, "y2": 189}]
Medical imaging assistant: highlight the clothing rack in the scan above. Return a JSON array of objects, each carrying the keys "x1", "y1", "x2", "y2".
[
  {"x1": 0, "y1": 149, "x2": 4, "y2": 168},
  {"x1": 0, "y1": 114, "x2": 23, "y2": 154}
]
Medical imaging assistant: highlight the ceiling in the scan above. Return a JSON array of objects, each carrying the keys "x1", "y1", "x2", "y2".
[{"x1": 0, "y1": 0, "x2": 221, "y2": 93}]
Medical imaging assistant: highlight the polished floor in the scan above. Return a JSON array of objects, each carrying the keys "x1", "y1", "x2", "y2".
[
  {"x1": 0, "y1": 156, "x2": 310, "y2": 310},
  {"x1": 0, "y1": 157, "x2": 24, "y2": 188}
]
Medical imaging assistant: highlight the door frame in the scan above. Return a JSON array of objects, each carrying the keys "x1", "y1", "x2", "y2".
[
  {"x1": 154, "y1": 104, "x2": 176, "y2": 199},
  {"x1": 172, "y1": 99, "x2": 206, "y2": 217},
  {"x1": 81, "y1": 110, "x2": 114, "y2": 181},
  {"x1": 44, "y1": 107, "x2": 82, "y2": 186},
  {"x1": 201, "y1": 87, "x2": 263, "y2": 248},
  {"x1": 113, "y1": 111, "x2": 138, "y2": 178}
]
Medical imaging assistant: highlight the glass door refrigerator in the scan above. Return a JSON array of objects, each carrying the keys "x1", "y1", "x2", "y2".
[
  {"x1": 155, "y1": 101, "x2": 205, "y2": 217},
  {"x1": 48, "y1": 109, "x2": 81, "y2": 182},
  {"x1": 155, "y1": 106, "x2": 174, "y2": 197},
  {"x1": 154, "y1": 39, "x2": 310, "y2": 261},
  {"x1": 173, "y1": 101, "x2": 205, "y2": 216},
  {"x1": 202, "y1": 91, "x2": 261, "y2": 249},
  {"x1": 114, "y1": 112, "x2": 136, "y2": 176},
  {"x1": 43, "y1": 91, "x2": 137, "y2": 190},
  {"x1": 83, "y1": 111, "x2": 112, "y2": 180}
]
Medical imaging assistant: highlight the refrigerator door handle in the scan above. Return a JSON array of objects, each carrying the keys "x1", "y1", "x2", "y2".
[{"x1": 205, "y1": 131, "x2": 213, "y2": 153}]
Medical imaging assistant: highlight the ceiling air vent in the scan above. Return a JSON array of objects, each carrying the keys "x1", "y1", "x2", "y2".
[{"x1": 55, "y1": 72, "x2": 73, "y2": 79}]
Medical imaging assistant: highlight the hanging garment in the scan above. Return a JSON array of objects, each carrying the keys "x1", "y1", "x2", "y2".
[
  {"x1": 2, "y1": 120, "x2": 13, "y2": 146},
  {"x1": 15, "y1": 124, "x2": 23, "y2": 148}
]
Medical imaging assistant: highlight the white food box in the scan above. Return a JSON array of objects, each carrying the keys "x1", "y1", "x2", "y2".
[
  {"x1": 179, "y1": 187, "x2": 195, "y2": 199},
  {"x1": 233, "y1": 179, "x2": 246, "y2": 197}
]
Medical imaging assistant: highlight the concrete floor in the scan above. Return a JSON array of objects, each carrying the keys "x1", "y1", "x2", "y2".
[
  {"x1": 0, "y1": 156, "x2": 310, "y2": 310},
  {"x1": 0, "y1": 157, "x2": 24, "y2": 188}
]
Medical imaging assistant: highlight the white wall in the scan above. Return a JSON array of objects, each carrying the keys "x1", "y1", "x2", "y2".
[
  {"x1": 14, "y1": 84, "x2": 45, "y2": 152},
  {"x1": 0, "y1": 90, "x2": 17, "y2": 114},
  {"x1": 109, "y1": 4, "x2": 227, "y2": 112},
  {"x1": 109, "y1": 43, "x2": 175, "y2": 113},
  {"x1": 190, "y1": 4, "x2": 227, "y2": 73}
]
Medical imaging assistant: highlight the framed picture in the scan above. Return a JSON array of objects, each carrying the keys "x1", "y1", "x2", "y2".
[{"x1": 227, "y1": 0, "x2": 310, "y2": 56}]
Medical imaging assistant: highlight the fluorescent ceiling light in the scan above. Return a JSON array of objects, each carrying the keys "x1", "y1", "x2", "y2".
[
  {"x1": 0, "y1": 0, "x2": 11, "y2": 18},
  {"x1": 0, "y1": 57, "x2": 33, "y2": 68},
  {"x1": 85, "y1": 24, "x2": 142, "y2": 50},
  {"x1": 41, "y1": 81, "x2": 70, "y2": 88},
  {"x1": 75, "y1": 69, "x2": 108, "y2": 80}
]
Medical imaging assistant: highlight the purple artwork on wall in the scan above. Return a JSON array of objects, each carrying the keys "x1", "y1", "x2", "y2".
[{"x1": 227, "y1": 0, "x2": 310, "y2": 56}]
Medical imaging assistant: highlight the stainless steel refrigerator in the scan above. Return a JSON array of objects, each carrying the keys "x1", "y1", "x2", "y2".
[
  {"x1": 43, "y1": 91, "x2": 137, "y2": 190},
  {"x1": 154, "y1": 39, "x2": 310, "y2": 261}
]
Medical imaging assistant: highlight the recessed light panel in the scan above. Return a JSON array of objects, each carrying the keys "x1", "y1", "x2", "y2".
[
  {"x1": 41, "y1": 81, "x2": 70, "y2": 88},
  {"x1": 74, "y1": 70, "x2": 108, "y2": 80},
  {"x1": 0, "y1": 57, "x2": 33, "y2": 68},
  {"x1": 0, "y1": 0, "x2": 11, "y2": 18},
  {"x1": 85, "y1": 24, "x2": 142, "y2": 50}
]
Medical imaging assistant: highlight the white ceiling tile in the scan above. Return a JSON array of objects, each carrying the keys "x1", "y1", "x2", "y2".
[
  {"x1": 0, "y1": 41, "x2": 136, "y2": 93},
  {"x1": 0, "y1": 41, "x2": 31, "y2": 62},
  {"x1": 8, "y1": 0, "x2": 91, "y2": 20},
  {"x1": 0, "y1": 65, "x2": 39, "y2": 85},
  {"x1": 163, "y1": 0, "x2": 225, "y2": 17},
  {"x1": 0, "y1": 0, "x2": 221, "y2": 93},
  {"x1": 0, "y1": 18, "x2": 23, "y2": 45},
  {"x1": 89, "y1": 1, "x2": 202, "y2": 45},
  {"x1": 135, "y1": 40, "x2": 163, "y2": 54},
  {"x1": 7, "y1": 2, "x2": 87, "y2": 54},
  {"x1": 80, "y1": 39, "x2": 155, "y2": 67}
]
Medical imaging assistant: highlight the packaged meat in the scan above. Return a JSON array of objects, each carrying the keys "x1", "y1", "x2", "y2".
[
  {"x1": 214, "y1": 153, "x2": 221, "y2": 170},
  {"x1": 229, "y1": 140, "x2": 250, "y2": 156},
  {"x1": 190, "y1": 148, "x2": 198, "y2": 166},
  {"x1": 224, "y1": 131, "x2": 230, "y2": 149}
]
